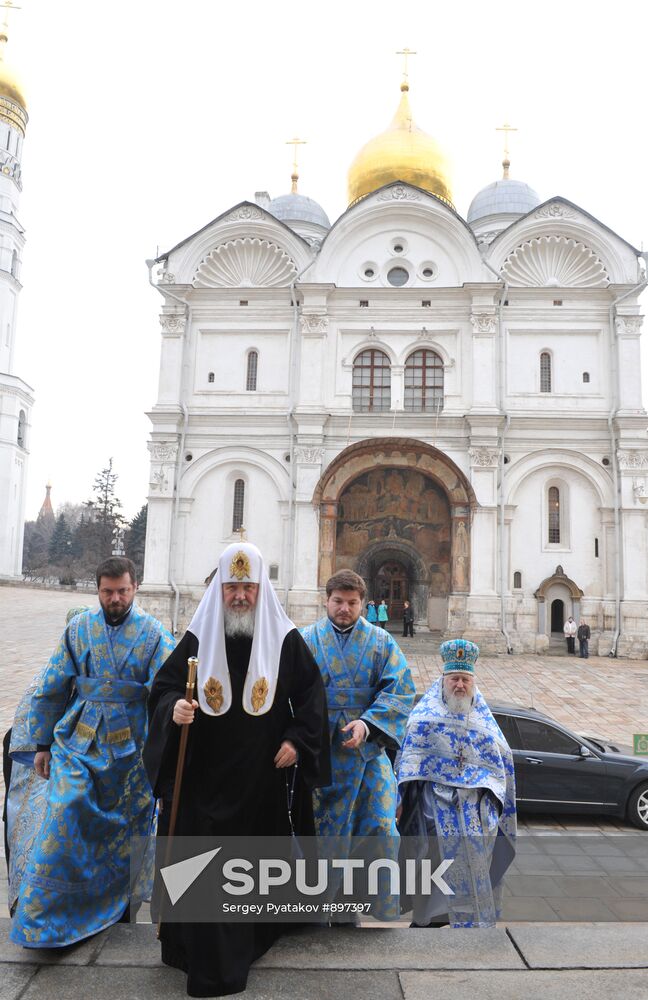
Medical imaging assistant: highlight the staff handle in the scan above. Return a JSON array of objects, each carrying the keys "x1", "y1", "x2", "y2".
[{"x1": 157, "y1": 655, "x2": 198, "y2": 937}]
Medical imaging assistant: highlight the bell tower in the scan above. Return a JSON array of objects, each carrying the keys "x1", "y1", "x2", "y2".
[{"x1": 0, "y1": 1, "x2": 33, "y2": 578}]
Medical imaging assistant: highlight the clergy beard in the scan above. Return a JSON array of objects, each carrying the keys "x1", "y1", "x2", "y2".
[
  {"x1": 224, "y1": 606, "x2": 256, "y2": 638},
  {"x1": 445, "y1": 692, "x2": 473, "y2": 716}
]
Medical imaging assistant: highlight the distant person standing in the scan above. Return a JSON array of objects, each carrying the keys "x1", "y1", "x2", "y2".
[
  {"x1": 402, "y1": 601, "x2": 414, "y2": 638},
  {"x1": 563, "y1": 616, "x2": 577, "y2": 655},
  {"x1": 366, "y1": 600, "x2": 378, "y2": 624},
  {"x1": 377, "y1": 599, "x2": 389, "y2": 629},
  {"x1": 577, "y1": 620, "x2": 591, "y2": 658}
]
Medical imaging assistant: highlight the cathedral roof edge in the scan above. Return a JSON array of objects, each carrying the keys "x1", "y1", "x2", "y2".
[
  {"x1": 488, "y1": 196, "x2": 641, "y2": 258},
  {"x1": 154, "y1": 201, "x2": 312, "y2": 263}
]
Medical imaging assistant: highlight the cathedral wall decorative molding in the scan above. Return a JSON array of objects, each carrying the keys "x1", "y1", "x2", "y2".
[
  {"x1": 300, "y1": 314, "x2": 329, "y2": 337},
  {"x1": 501, "y1": 235, "x2": 609, "y2": 287},
  {"x1": 618, "y1": 450, "x2": 648, "y2": 471},
  {"x1": 193, "y1": 237, "x2": 298, "y2": 288},
  {"x1": 534, "y1": 203, "x2": 577, "y2": 220},
  {"x1": 469, "y1": 447, "x2": 500, "y2": 468}
]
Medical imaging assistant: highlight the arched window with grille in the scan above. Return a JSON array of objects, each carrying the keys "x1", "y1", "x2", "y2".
[
  {"x1": 548, "y1": 486, "x2": 560, "y2": 543},
  {"x1": 513, "y1": 571, "x2": 522, "y2": 589},
  {"x1": 540, "y1": 352, "x2": 552, "y2": 392},
  {"x1": 17, "y1": 409, "x2": 25, "y2": 448},
  {"x1": 232, "y1": 478, "x2": 245, "y2": 533},
  {"x1": 246, "y1": 351, "x2": 258, "y2": 391},
  {"x1": 352, "y1": 349, "x2": 391, "y2": 412},
  {"x1": 404, "y1": 349, "x2": 444, "y2": 412}
]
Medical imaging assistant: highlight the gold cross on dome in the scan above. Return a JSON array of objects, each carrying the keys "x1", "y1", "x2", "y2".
[
  {"x1": 237, "y1": 525, "x2": 246, "y2": 541},
  {"x1": 286, "y1": 137, "x2": 307, "y2": 194},
  {"x1": 1, "y1": 0, "x2": 20, "y2": 31},
  {"x1": 396, "y1": 48, "x2": 417, "y2": 82},
  {"x1": 496, "y1": 121, "x2": 517, "y2": 178}
]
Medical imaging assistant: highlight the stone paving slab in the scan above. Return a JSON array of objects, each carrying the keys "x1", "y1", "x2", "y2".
[
  {"x1": 253, "y1": 926, "x2": 524, "y2": 969},
  {"x1": 507, "y1": 922, "x2": 648, "y2": 968},
  {"x1": 0, "y1": 965, "x2": 38, "y2": 1000},
  {"x1": 399, "y1": 969, "x2": 648, "y2": 1000},
  {"x1": 0, "y1": 919, "x2": 107, "y2": 965},
  {"x1": 94, "y1": 924, "x2": 162, "y2": 966},
  {"x1": 17, "y1": 966, "x2": 404, "y2": 1000}
]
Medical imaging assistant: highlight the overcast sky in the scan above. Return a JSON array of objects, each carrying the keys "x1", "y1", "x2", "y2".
[{"x1": 11, "y1": 0, "x2": 648, "y2": 520}]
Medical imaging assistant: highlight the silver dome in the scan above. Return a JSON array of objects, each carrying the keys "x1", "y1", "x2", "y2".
[
  {"x1": 467, "y1": 179, "x2": 540, "y2": 225},
  {"x1": 268, "y1": 193, "x2": 331, "y2": 230}
]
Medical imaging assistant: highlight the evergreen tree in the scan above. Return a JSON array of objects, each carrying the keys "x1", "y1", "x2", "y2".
[
  {"x1": 48, "y1": 513, "x2": 72, "y2": 563},
  {"x1": 84, "y1": 458, "x2": 124, "y2": 559},
  {"x1": 125, "y1": 504, "x2": 147, "y2": 579}
]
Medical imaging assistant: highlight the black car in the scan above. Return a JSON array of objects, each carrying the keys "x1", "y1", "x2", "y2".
[{"x1": 491, "y1": 703, "x2": 648, "y2": 830}]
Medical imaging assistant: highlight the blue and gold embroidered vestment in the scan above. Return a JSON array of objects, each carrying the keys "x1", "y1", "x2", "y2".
[
  {"x1": 301, "y1": 617, "x2": 415, "y2": 838},
  {"x1": 10, "y1": 605, "x2": 175, "y2": 947}
]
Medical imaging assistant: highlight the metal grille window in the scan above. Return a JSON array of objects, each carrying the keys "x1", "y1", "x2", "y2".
[
  {"x1": 404, "y1": 349, "x2": 444, "y2": 412},
  {"x1": 246, "y1": 351, "x2": 258, "y2": 391},
  {"x1": 513, "y1": 571, "x2": 522, "y2": 588},
  {"x1": 352, "y1": 349, "x2": 391, "y2": 412},
  {"x1": 232, "y1": 479, "x2": 245, "y2": 533},
  {"x1": 548, "y1": 486, "x2": 560, "y2": 543},
  {"x1": 540, "y1": 352, "x2": 552, "y2": 392},
  {"x1": 17, "y1": 409, "x2": 25, "y2": 448}
]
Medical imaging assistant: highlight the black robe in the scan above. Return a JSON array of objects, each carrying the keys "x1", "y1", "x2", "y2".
[{"x1": 143, "y1": 628, "x2": 330, "y2": 998}]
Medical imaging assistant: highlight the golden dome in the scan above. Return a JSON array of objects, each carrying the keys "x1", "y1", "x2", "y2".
[
  {"x1": 347, "y1": 83, "x2": 452, "y2": 207},
  {"x1": 0, "y1": 28, "x2": 27, "y2": 136}
]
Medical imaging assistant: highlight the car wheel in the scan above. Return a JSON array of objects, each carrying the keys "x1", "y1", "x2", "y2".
[{"x1": 627, "y1": 782, "x2": 648, "y2": 830}]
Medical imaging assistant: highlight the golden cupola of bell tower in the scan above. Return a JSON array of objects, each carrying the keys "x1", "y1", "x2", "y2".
[{"x1": 347, "y1": 55, "x2": 452, "y2": 208}]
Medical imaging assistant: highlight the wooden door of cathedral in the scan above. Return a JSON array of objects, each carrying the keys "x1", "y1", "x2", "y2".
[{"x1": 376, "y1": 561, "x2": 409, "y2": 621}]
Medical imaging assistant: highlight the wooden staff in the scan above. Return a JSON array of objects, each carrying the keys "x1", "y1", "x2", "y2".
[{"x1": 157, "y1": 655, "x2": 198, "y2": 936}]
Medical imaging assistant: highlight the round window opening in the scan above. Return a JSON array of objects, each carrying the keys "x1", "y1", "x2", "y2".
[
  {"x1": 387, "y1": 266, "x2": 409, "y2": 287},
  {"x1": 393, "y1": 244, "x2": 404, "y2": 254},
  {"x1": 364, "y1": 268, "x2": 375, "y2": 278},
  {"x1": 422, "y1": 267, "x2": 434, "y2": 278}
]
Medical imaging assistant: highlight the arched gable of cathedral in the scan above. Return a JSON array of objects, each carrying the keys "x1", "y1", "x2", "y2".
[
  {"x1": 179, "y1": 444, "x2": 290, "y2": 502},
  {"x1": 484, "y1": 197, "x2": 640, "y2": 286},
  {"x1": 309, "y1": 181, "x2": 485, "y2": 288},
  {"x1": 505, "y1": 448, "x2": 611, "y2": 507},
  {"x1": 156, "y1": 201, "x2": 314, "y2": 286}
]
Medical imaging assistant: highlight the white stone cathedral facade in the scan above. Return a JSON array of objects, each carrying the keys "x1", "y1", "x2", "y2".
[
  {"x1": 141, "y1": 83, "x2": 648, "y2": 657},
  {"x1": 0, "y1": 32, "x2": 32, "y2": 580}
]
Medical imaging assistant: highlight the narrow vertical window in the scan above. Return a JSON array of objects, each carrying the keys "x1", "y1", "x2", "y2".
[
  {"x1": 352, "y1": 349, "x2": 391, "y2": 412},
  {"x1": 208, "y1": 371, "x2": 215, "y2": 383},
  {"x1": 540, "y1": 352, "x2": 552, "y2": 392},
  {"x1": 232, "y1": 479, "x2": 245, "y2": 532},
  {"x1": 594, "y1": 537, "x2": 599, "y2": 558},
  {"x1": 582, "y1": 372, "x2": 590, "y2": 383},
  {"x1": 246, "y1": 351, "x2": 258, "y2": 391},
  {"x1": 513, "y1": 571, "x2": 522, "y2": 589},
  {"x1": 17, "y1": 409, "x2": 25, "y2": 448},
  {"x1": 548, "y1": 486, "x2": 560, "y2": 543}
]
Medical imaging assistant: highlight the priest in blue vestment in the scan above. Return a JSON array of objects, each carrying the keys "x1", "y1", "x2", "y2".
[
  {"x1": 301, "y1": 569, "x2": 415, "y2": 840},
  {"x1": 397, "y1": 639, "x2": 517, "y2": 928},
  {"x1": 10, "y1": 557, "x2": 175, "y2": 948}
]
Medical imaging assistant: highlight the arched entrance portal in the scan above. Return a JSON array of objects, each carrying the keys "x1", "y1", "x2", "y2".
[
  {"x1": 313, "y1": 439, "x2": 477, "y2": 631},
  {"x1": 376, "y1": 561, "x2": 408, "y2": 618},
  {"x1": 550, "y1": 599, "x2": 564, "y2": 634},
  {"x1": 535, "y1": 565, "x2": 583, "y2": 638}
]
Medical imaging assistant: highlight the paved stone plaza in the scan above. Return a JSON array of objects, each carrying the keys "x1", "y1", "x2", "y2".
[
  {"x1": 2, "y1": 584, "x2": 646, "y2": 748},
  {"x1": 0, "y1": 585, "x2": 646, "y2": 998}
]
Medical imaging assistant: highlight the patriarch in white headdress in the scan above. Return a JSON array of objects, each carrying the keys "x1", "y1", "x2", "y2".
[{"x1": 189, "y1": 542, "x2": 294, "y2": 717}]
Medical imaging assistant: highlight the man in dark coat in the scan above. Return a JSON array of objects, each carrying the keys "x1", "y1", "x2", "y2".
[
  {"x1": 402, "y1": 600, "x2": 415, "y2": 638},
  {"x1": 144, "y1": 542, "x2": 330, "y2": 998}
]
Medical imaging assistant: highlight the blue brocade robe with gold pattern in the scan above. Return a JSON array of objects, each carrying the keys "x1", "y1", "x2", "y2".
[
  {"x1": 300, "y1": 617, "x2": 415, "y2": 838},
  {"x1": 10, "y1": 606, "x2": 175, "y2": 948}
]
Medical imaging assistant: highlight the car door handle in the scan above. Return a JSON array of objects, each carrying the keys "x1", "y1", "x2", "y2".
[{"x1": 525, "y1": 757, "x2": 543, "y2": 764}]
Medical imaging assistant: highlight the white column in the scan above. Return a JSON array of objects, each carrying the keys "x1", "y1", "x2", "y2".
[
  {"x1": 470, "y1": 313, "x2": 498, "y2": 411},
  {"x1": 616, "y1": 316, "x2": 644, "y2": 415}
]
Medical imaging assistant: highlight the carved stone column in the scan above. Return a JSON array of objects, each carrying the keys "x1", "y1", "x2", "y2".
[{"x1": 450, "y1": 506, "x2": 471, "y2": 594}]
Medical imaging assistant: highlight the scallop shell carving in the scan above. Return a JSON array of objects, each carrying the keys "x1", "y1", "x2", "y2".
[
  {"x1": 193, "y1": 237, "x2": 298, "y2": 288},
  {"x1": 501, "y1": 236, "x2": 609, "y2": 287}
]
